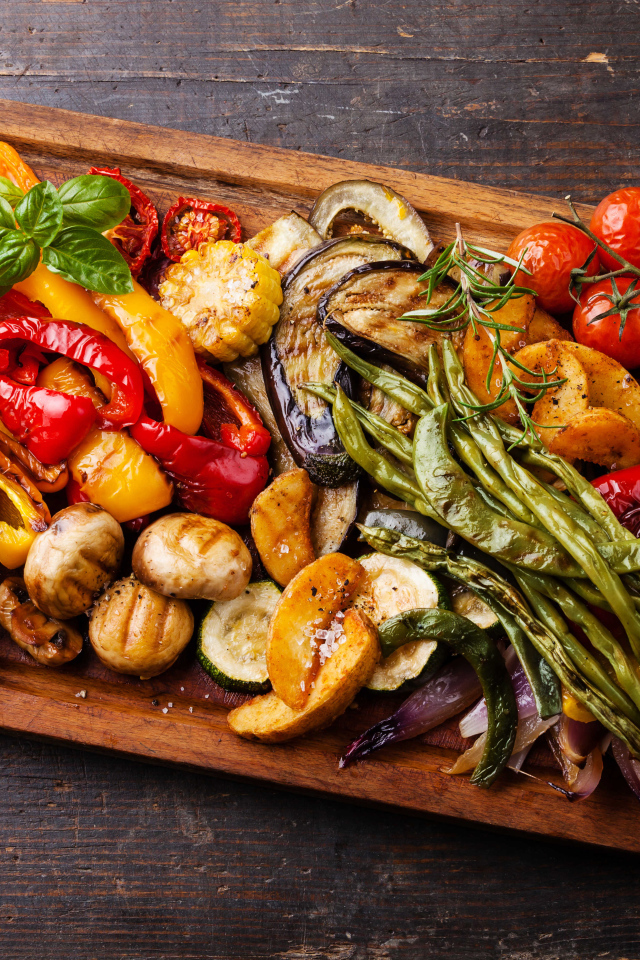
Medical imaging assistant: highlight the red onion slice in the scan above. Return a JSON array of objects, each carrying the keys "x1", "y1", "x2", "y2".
[
  {"x1": 448, "y1": 713, "x2": 559, "y2": 776},
  {"x1": 340, "y1": 658, "x2": 481, "y2": 767},
  {"x1": 611, "y1": 736, "x2": 640, "y2": 801},
  {"x1": 459, "y1": 651, "x2": 537, "y2": 739}
]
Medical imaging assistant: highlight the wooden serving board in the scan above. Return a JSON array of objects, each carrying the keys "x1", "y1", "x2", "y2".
[{"x1": 0, "y1": 98, "x2": 637, "y2": 854}]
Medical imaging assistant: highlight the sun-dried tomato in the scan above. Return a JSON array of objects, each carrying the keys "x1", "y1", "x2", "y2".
[
  {"x1": 161, "y1": 196, "x2": 241, "y2": 262},
  {"x1": 89, "y1": 166, "x2": 159, "y2": 277}
]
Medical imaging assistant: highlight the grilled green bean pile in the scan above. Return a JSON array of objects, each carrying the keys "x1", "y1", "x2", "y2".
[{"x1": 303, "y1": 330, "x2": 640, "y2": 760}]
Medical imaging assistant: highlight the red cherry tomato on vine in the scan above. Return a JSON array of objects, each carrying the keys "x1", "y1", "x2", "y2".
[
  {"x1": 573, "y1": 277, "x2": 640, "y2": 367},
  {"x1": 590, "y1": 188, "x2": 640, "y2": 271},
  {"x1": 507, "y1": 221, "x2": 599, "y2": 315}
]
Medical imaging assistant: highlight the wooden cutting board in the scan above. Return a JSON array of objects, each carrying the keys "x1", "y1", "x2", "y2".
[{"x1": 0, "y1": 98, "x2": 637, "y2": 855}]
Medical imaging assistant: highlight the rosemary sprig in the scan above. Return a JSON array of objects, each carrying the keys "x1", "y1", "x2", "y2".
[{"x1": 398, "y1": 222, "x2": 566, "y2": 447}]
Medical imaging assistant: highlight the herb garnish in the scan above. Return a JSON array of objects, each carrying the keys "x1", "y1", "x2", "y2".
[{"x1": 0, "y1": 174, "x2": 134, "y2": 295}]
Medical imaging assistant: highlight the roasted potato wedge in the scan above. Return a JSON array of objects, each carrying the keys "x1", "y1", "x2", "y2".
[
  {"x1": 562, "y1": 342, "x2": 640, "y2": 430},
  {"x1": 462, "y1": 293, "x2": 534, "y2": 423},
  {"x1": 266, "y1": 552, "x2": 364, "y2": 710},
  {"x1": 512, "y1": 339, "x2": 590, "y2": 447},
  {"x1": 228, "y1": 607, "x2": 380, "y2": 742},
  {"x1": 250, "y1": 468, "x2": 316, "y2": 587},
  {"x1": 526, "y1": 306, "x2": 573, "y2": 345},
  {"x1": 549, "y1": 408, "x2": 640, "y2": 470}
]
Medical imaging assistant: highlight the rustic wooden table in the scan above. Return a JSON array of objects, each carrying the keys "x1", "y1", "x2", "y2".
[{"x1": 1, "y1": 2, "x2": 640, "y2": 958}]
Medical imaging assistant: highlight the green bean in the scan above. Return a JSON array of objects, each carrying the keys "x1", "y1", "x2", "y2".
[
  {"x1": 442, "y1": 339, "x2": 640, "y2": 658},
  {"x1": 326, "y1": 330, "x2": 432, "y2": 416},
  {"x1": 537, "y1": 478, "x2": 608, "y2": 544},
  {"x1": 508, "y1": 565, "x2": 640, "y2": 715},
  {"x1": 331, "y1": 385, "x2": 441, "y2": 521},
  {"x1": 358, "y1": 525, "x2": 640, "y2": 755},
  {"x1": 413, "y1": 405, "x2": 582, "y2": 576}
]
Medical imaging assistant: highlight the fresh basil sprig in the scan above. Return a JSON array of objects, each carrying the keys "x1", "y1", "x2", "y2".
[{"x1": 0, "y1": 174, "x2": 134, "y2": 296}]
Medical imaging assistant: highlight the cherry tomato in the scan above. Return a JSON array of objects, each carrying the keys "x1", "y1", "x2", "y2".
[
  {"x1": 88, "y1": 166, "x2": 159, "y2": 277},
  {"x1": 161, "y1": 197, "x2": 242, "y2": 262},
  {"x1": 590, "y1": 188, "x2": 640, "y2": 271},
  {"x1": 507, "y1": 221, "x2": 599, "y2": 315},
  {"x1": 573, "y1": 276, "x2": 640, "y2": 367}
]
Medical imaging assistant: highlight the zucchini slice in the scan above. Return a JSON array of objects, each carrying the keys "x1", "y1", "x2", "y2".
[
  {"x1": 450, "y1": 587, "x2": 501, "y2": 638},
  {"x1": 198, "y1": 581, "x2": 281, "y2": 693},
  {"x1": 352, "y1": 553, "x2": 449, "y2": 691}
]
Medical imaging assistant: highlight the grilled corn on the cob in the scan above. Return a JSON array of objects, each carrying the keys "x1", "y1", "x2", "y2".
[{"x1": 159, "y1": 240, "x2": 283, "y2": 362}]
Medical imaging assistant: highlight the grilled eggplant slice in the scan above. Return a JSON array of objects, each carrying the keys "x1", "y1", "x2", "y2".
[
  {"x1": 319, "y1": 260, "x2": 461, "y2": 382},
  {"x1": 311, "y1": 480, "x2": 360, "y2": 556},
  {"x1": 308, "y1": 180, "x2": 434, "y2": 263},
  {"x1": 263, "y1": 235, "x2": 413, "y2": 486},
  {"x1": 246, "y1": 212, "x2": 322, "y2": 275}
]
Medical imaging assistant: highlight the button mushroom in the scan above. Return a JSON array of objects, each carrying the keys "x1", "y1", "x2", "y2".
[
  {"x1": 24, "y1": 503, "x2": 125, "y2": 620},
  {"x1": 0, "y1": 576, "x2": 84, "y2": 666},
  {"x1": 132, "y1": 513, "x2": 252, "y2": 601},
  {"x1": 89, "y1": 575, "x2": 194, "y2": 679}
]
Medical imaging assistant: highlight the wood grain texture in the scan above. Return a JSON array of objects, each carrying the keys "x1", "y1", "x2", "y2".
[{"x1": 1, "y1": 2, "x2": 640, "y2": 957}]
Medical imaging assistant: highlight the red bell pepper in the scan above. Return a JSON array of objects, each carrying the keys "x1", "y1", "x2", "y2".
[
  {"x1": 0, "y1": 292, "x2": 51, "y2": 384},
  {"x1": 161, "y1": 196, "x2": 241, "y2": 262},
  {"x1": 88, "y1": 166, "x2": 159, "y2": 277},
  {"x1": 0, "y1": 377, "x2": 96, "y2": 464},
  {"x1": 592, "y1": 466, "x2": 640, "y2": 537},
  {"x1": 130, "y1": 414, "x2": 269, "y2": 525},
  {"x1": 198, "y1": 359, "x2": 271, "y2": 457},
  {"x1": 0, "y1": 317, "x2": 144, "y2": 429}
]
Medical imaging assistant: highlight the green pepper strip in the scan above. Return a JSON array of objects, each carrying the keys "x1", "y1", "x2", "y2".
[
  {"x1": 378, "y1": 608, "x2": 518, "y2": 787},
  {"x1": 442, "y1": 339, "x2": 640, "y2": 657},
  {"x1": 507, "y1": 565, "x2": 640, "y2": 716},
  {"x1": 331, "y1": 384, "x2": 441, "y2": 522},
  {"x1": 358, "y1": 525, "x2": 640, "y2": 756},
  {"x1": 426, "y1": 345, "x2": 541, "y2": 528},
  {"x1": 302, "y1": 382, "x2": 413, "y2": 467},
  {"x1": 413, "y1": 404, "x2": 582, "y2": 577},
  {"x1": 469, "y1": 589, "x2": 561, "y2": 718}
]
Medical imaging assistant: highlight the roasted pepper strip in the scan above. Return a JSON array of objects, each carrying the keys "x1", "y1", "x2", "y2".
[
  {"x1": 89, "y1": 166, "x2": 159, "y2": 277},
  {"x1": 0, "y1": 471, "x2": 49, "y2": 568},
  {"x1": 0, "y1": 317, "x2": 144, "y2": 429},
  {"x1": 161, "y1": 196, "x2": 241, "y2": 261},
  {"x1": 0, "y1": 424, "x2": 67, "y2": 493},
  {"x1": 38, "y1": 358, "x2": 173, "y2": 524},
  {"x1": 0, "y1": 142, "x2": 39, "y2": 192},
  {"x1": 92, "y1": 279, "x2": 203, "y2": 434},
  {"x1": 198, "y1": 358, "x2": 270, "y2": 456},
  {"x1": 131, "y1": 414, "x2": 268, "y2": 525},
  {"x1": 378, "y1": 608, "x2": 517, "y2": 787}
]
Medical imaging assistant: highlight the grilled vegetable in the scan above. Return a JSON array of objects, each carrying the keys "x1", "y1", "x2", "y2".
[
  {"x1": 89, "y1": 575, "x2": 194, "y2": 679},
  {"x1": 0, "y1": 468, "x2": 49, "y2": 569},
  {"x1": 352, "y1": 553, "x2": 449, "y2": 692},
  {"x1": 308, "y1": 180, "x2": 434, "y2": 262},
  {"x1": 246, "y1": 212, "x2": 322, "y2": 274},
  {"x1": 378, "y1": 608, "x2": 517, "y2": 786},
  {"x1": 450, "y1": 587, "x2": 501, "y2": 637},
  {"x1": 89, "y1": 166, "x2": 159, "y2": 277},
  {"x1": 159, "y1": 239, "x2": 283, "y2": 363},
  {"x1": 263, "y1": 235, "x2": 412, "y2": 486},
  {"x1": 24, "y1": 503, "x2": 124, "y2": 620},
  {"x1": 228, "y1": 607, "x2": 380, "y2": 743},
  {"x1": 197, "y1": 580, "x2": 281, "y2": 693},
  {"x1": 250, "y1": 468, "x2": 315, "y2": 587},
  {"x1": 562, "y1": 341, "x2": 640, "y2": 428},
  {"x1": 513, "y1": 339, "x2": 590, "y2": 447},
  {"x1": 0, "y1": 575, "x2": 84, "y2": 667},
  {"x1": 161, "y1": 197, "x2": 241, "y2": 262},
  {"x1": 132, "y1": 513, "x2": 252, "y2": 601},
  {"x1": 318, "y1": 261, "x2": 458, "y2": 378},
  {"x1": 266, "y1": 552, "x2": 364, "y2": 710},
  {"x1": 361, "y1": 508, "x2": 449, "y2": 547},
  {"x1": 550, "y1": 407, "x2": 640, "y2": 470},
  {"x1": 311, "y1": 480, "x2": 360, "y2": 556}
]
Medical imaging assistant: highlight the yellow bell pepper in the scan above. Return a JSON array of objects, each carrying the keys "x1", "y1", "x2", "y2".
[
  {"x1": 37, "y1": 359, "x2": 173, "y2": 523},
  {"x1": 0, "y1": 471, "x2": 49, "y2": 569},
  {"x1": 562, "y1": 687, "x2": 595, "y2": 724},
  {"x1": 0, "y1": 142, "x2": 39, "y2": 192},
  {"x1": 14, "y1": 263, "x2": 133, "y2": 360},
  {"x1": 92, "y1": 280, "x2": 203, "y2": 434}
]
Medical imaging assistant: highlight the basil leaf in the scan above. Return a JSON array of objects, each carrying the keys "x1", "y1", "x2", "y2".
[
  {"x1": 0, "y1": 229, "x2": 40, "y2": 289},
  {"x1": 42, "y1": 226, "x2": 134, "y2": 294},
  {"x1": 14, "y1": 181, "x2": 63, "y2": 247},
  {"x1": 0, "y1": 177, "x2": 24, "y2": 209},
  {"x1": 58, "y1": 174, "x2": 131, "y2": 231},
  {"x1": 0, "y1": 197, "x2": 15, "y2": 230}
]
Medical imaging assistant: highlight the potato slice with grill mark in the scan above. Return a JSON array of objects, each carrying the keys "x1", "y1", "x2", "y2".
[
  {"x1": 549, "y1": 408, "x2": 640, "y2": 470},
  {"x1": 266, "y1": 552, "x2": 364, "y2": 710},
  {"x1": 562, "y1": 342, "x2": 640, "y2": 430},
  {"x1": 462, "y1": 293, "x2": 534, "y2": 423},
  {"x1": 228, "y1": 607, "x2": 380, "y2": 742},
  {"x1": 512, "y1": 339, "x2": 590, "y2": 447},
  {"x1": 250, "y1": 468, "x2": 316, "y2": 587},
  {"x1": 526, "y1": 306, "x2": 573, "y2": 345}
]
